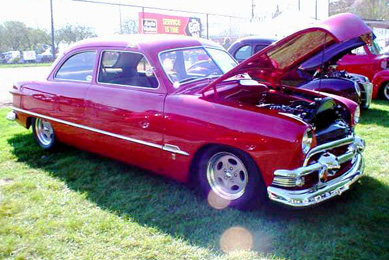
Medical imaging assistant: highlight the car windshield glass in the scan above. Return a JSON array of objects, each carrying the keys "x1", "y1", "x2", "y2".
[
  {"x1": 368, "y1": 39, "x2": 382, "y2": 55},
  {"x1": 160, "y1": 47, "x2": 237, "y2": 85}
]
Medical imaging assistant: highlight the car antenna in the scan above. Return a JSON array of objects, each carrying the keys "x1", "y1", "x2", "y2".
[{"x1": 319, "y1": 34, "x2": 327, "y2": 90}]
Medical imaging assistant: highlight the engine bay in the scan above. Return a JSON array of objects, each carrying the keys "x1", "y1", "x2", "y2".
[{"x1": 222, "y1": 84, "x2": 352, "y2": 143}]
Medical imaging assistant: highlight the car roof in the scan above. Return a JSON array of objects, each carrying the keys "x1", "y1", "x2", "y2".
[
  {"x1": 232, "y1": 36, "x2": 277, "y2": 45},
  {"x1": 66, "y1": 34, "x2": 223, "y2": 53}
]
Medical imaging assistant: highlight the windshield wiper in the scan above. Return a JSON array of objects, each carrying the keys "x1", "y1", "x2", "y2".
[
  {"x1": 179, "y1": 74, "x2": 220, "y2": 84},
  {"x1": 178, "y1": 75, "x2": 221, "y2": 93},
  {"x1": 179, "y1": 77, "x2": 199, "y2": 83}
]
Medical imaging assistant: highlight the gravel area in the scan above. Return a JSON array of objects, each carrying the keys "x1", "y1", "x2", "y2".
[{"x1": 0, "y1": 66, "x2": 50, "y2": 107}]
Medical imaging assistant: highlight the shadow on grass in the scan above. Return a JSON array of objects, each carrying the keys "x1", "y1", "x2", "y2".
[
  {"x1": 360, "y1": 100, "x2": 389, "y2": 128},
  {"x1": 7, "y1": 133, "x2": 389, "y2": 259}
]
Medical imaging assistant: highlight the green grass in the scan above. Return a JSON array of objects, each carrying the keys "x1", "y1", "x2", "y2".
[
  {"x1": 0, "y1": 63, "x2": 52, "y2": 68},
  {"x1": 0, "y1": 101, "x2": 388, "y2": 260}
]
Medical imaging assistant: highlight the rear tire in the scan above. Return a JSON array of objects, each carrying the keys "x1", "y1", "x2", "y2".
[
  {"x1": 32, "y1": 118, "x2": 57, "y2": 150},
  {"x1": 196, "y1": 146, "x2": 267, "y2": 210}
]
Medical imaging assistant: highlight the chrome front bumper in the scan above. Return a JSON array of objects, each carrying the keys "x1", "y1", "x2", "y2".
[{"x1": 267, "y1": 135, "x2": 365, "y2": 207}]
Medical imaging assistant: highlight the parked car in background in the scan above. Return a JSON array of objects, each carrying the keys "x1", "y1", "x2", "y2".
[
  {"x1": 228, "y1": 31, "x2": 374, "y2": 109},
  {"x1": 36, "y1": 48, "x2": 54, "y2": 63},
  {"x1": 2, "y1": 51, "x2": 21, "y2": 64},
  {"x1": 0, "y1": 52, "x2": 7, "y2": 64},
  {"x1": 228, "y1": 37, "x2": 276, "y2": 63},
  {"x1": 337, "y1": 36, "x2": 389, "y2": 100},
  {"x1": 8, "y1": 13, "x2": 366, "y2": 210}
]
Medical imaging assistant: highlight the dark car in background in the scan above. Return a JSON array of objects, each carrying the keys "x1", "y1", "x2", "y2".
[
  {"x1": 228, "y1": 35, "x2": 373, "y2": 109},
  {"x1": 228, "y1": 37, "x2": 276, "y2": 63}
]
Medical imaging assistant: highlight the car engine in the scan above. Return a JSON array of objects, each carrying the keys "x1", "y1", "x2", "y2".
[{"x1": 256, "y1": 94, "x2": 351, "y2": 144}]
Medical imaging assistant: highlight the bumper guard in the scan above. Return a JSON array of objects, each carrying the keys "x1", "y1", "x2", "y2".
[{"x1": 267, "y1": 135, "x2": 365, "y2": 207}]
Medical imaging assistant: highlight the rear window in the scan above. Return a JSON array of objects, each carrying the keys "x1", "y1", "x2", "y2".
[
  {"x1": 55, "y1": 51, "x2": 96, "y2": 82},
  {"x1": 234, "y1": 45, "x2": 252, "y2": 60}
]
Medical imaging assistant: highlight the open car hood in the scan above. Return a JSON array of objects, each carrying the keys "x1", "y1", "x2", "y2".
[
  {"x1": 299, "y1": 33, "x2": 374, "y2": 71},
  {"x1": 200, "y1": 13, "x2": 372, "y2": 94}
]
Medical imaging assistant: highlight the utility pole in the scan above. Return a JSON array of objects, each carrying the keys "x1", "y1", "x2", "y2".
[
  {"x1": 251, "y1": 0, "x2": 255, "y2": 21},
  {"x1": 119, "y1": 5, "x2": 123, "y2": 34},
  {"x1": 315, "y1": 0, "x2": 318, "y2": 19},
  {"x1": 50, "y1": 0, "x2": 55, "y2": 59}
]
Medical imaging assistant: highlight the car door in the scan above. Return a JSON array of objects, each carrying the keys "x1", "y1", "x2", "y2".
[{"x1": 85, "y1": 49, "x2": 166, "y2": 172}]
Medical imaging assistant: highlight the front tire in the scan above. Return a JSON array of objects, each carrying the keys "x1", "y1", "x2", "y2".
[
  {"x1": 196, "y1": 146, "x2": 267, "y2": 210},
  {"x1": 32, "y1": 118, "x2": 57, "y2": 149},
  {"x1": 381, "y1": 82, "x2": 389, "y2": 101}
]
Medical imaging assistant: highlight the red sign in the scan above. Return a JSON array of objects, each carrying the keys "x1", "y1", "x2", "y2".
[{"x1": 139, "y1": 12, "x2": 202, "y2": 37}]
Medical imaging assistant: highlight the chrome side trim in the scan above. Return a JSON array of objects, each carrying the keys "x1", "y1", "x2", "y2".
[
  {"x1": 163, "y1": 144, "x2": 189, "y2": 156},
  {"x1": 11, "y1": 107, "x2": 189, "y2": 156}
]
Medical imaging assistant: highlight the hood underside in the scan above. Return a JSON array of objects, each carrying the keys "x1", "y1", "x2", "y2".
[
  {"x1": 200, "y1": 13, "x2": 372, "y2": 94},
  {"x1": 299, "y1": 34, "x2": 374, "y2": 71}
]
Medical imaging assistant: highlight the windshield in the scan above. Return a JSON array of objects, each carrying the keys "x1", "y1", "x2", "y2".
[
  {"x1": 368, "y1": 39, "x2": 382, "y2": 55},
  {"x1": 160, "y1": 47, "x2": 237, "y2": 85}
]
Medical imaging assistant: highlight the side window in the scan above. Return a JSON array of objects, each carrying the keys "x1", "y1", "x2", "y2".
[
  {"x1": 234, "y1": 45, "x2": 252, "y2": 60},
  {"x1": 254, "y1": 44, "x2": 267, "y2": 54},
  {"x1": 98, "y1": 51, "x2": 158, "y2": 88},
  {"x1": 137, "y1": 57, "x2": 152, "y2": 72},
  {"x1": 55, "y1": 51, "x2": 96, "y2": 82}
]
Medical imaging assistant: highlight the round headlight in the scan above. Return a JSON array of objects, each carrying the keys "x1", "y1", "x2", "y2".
[
  {"x1": 302, "y1": 129, "x2": 313, "y2": 154},
  {"x1": 354, "y1": 106, "x2": 361, "y2": 125},
  {"x1": 354, "y1": 82, "x2": 361, "y2": 97}
]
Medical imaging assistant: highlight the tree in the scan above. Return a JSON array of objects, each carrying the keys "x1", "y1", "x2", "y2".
[
  {"x1": 330, "y1": 0, "x2": 389, "y2": 20},
  {"x1": 120, "y1": 19, "x2": 138, "y2": 34},
  {"x1": 1, "y1": 21, "x2": 30, "y2": 51},
  {"x1": 0, "y1": 21, "x2": 51, "y2": 53},
  {"x1": 55, "y1": 24, "x2": 97, "y2": 46},
  {"x1": 0, "y1": 25, "x2": 5, "y2": 52},
  {"x1": 28, "y1": 28, "x2": 51, "y2": 52}
]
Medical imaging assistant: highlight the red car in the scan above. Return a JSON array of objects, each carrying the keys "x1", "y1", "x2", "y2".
[
  {"x1": 337, "y1": 34, "x2": 389, "y2": 100},
  {"x1": 7, "y1": 13, "x2": 366, "y2": 210}
]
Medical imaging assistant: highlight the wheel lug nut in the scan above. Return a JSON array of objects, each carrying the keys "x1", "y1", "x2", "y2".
[{"x1": 229, "y1": 167, "x2": 233, "y2": 170}]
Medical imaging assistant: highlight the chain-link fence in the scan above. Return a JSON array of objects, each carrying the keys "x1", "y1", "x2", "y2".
[{"x1": 1, "y1": 0, "x2": 389, "y2": 64}]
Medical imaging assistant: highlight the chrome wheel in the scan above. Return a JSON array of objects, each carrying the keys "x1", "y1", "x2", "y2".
[
  {"x1": 34, "y1": 118, "x2": 54, "y2": 146},
  {"x1": 206, "y1": 152, "x2": 249, "y2": 200},
  {"x1": 383, "y1": 83, "x2": 389, "y2": 101}
]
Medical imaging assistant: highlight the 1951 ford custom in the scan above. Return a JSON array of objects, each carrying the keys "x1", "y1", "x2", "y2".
[{"x1": 7, "y1": 13, "x2": 366, "y2": 210}]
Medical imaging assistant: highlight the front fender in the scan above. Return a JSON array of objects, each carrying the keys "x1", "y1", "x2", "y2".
[
  {"x1": 299, "y1": 78, "x2": 360, "y2": 104},
  {"x1": 372, "y1": 70, "x2": 389, "y2": 98},
  {"x1": 163, "y1": 94, "x2": 310, "y2": 186}
]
